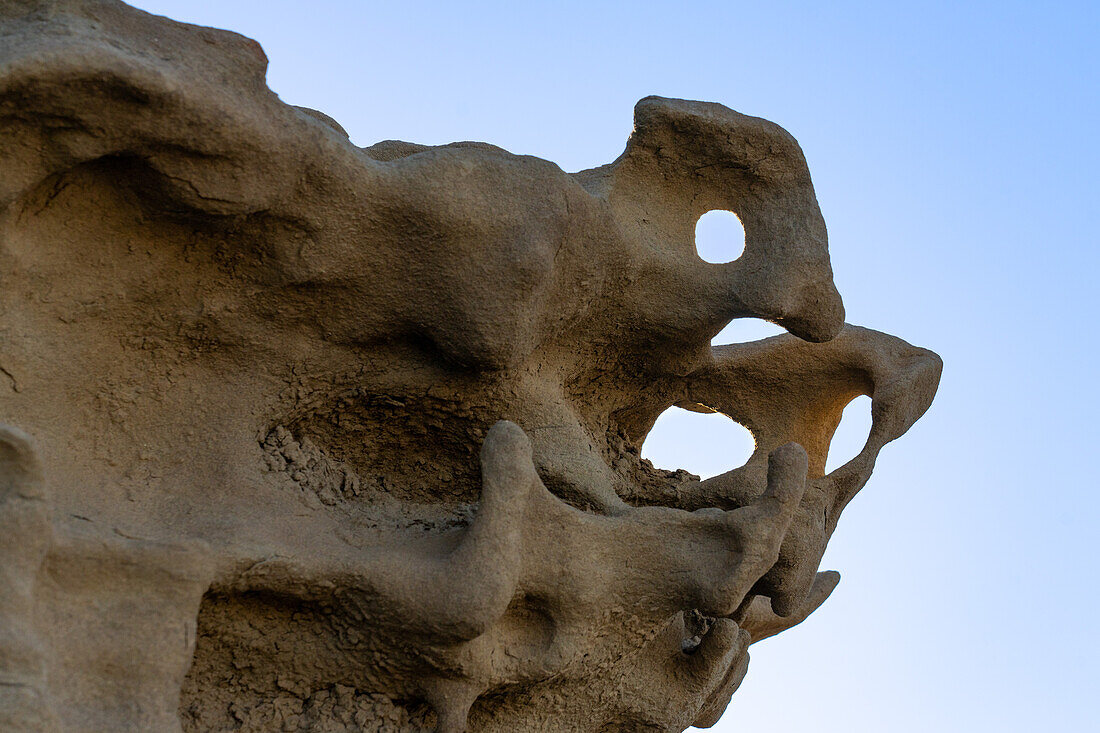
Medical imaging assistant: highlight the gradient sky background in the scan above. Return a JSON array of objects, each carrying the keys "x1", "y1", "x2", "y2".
[{"x1": 130, "y1": 1, "x2": 1099, "y2": 730}]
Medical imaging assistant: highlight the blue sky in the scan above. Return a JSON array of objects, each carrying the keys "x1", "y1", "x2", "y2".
[{"x1": 131, "y1": 1, "x2": 1100, "y2": 729}]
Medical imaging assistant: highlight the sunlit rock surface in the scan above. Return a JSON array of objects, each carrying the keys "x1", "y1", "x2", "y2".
[{"x1": 0, "y1": 2, "x2": 940, "y2": 730}]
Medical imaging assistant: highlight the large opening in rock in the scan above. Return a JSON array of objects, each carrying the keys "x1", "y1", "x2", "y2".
[
  {"x1": 640, "y1": 406, "x2": 755, "y2": 480},
  {"x1": 825, "y1": 394, "x2": 873, "y2": 473}
]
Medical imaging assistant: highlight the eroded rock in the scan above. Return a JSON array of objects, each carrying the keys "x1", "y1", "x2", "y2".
[{"x1": 0, "y1": 1, "x2": 941, "y2": 730}]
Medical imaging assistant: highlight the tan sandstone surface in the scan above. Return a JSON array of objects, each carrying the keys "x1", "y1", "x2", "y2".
[{"x1": 0, "y1": 1, "x2": 941, "y2": 731}]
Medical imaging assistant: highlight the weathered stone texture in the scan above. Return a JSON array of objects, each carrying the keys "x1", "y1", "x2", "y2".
[{"x1": 0, "y1": 1, "x2": 940, "y2": 730}]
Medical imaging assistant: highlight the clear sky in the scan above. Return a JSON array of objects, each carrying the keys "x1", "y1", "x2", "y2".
[{"x1": 130, "y1": 1, "x2": 1099, "y2": 730}]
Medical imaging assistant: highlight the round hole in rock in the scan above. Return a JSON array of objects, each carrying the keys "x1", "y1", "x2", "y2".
[
  {"x1": 694, "y1": 209, "x2": 746, "y2": 264},
  {"x1": 825, "y1": 394, "x2": 872, "y2": 473},
  {"x1": 712, "y1": 318, "x2": 788, "y2": 346},
  {"x1": 640, "y1": 406, "x2": 755, "y2": 480}
]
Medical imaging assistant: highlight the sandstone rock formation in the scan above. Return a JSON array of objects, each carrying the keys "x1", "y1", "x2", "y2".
[{"x1": 0, "y1": 1, "x2": 942, "y2": 731}]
